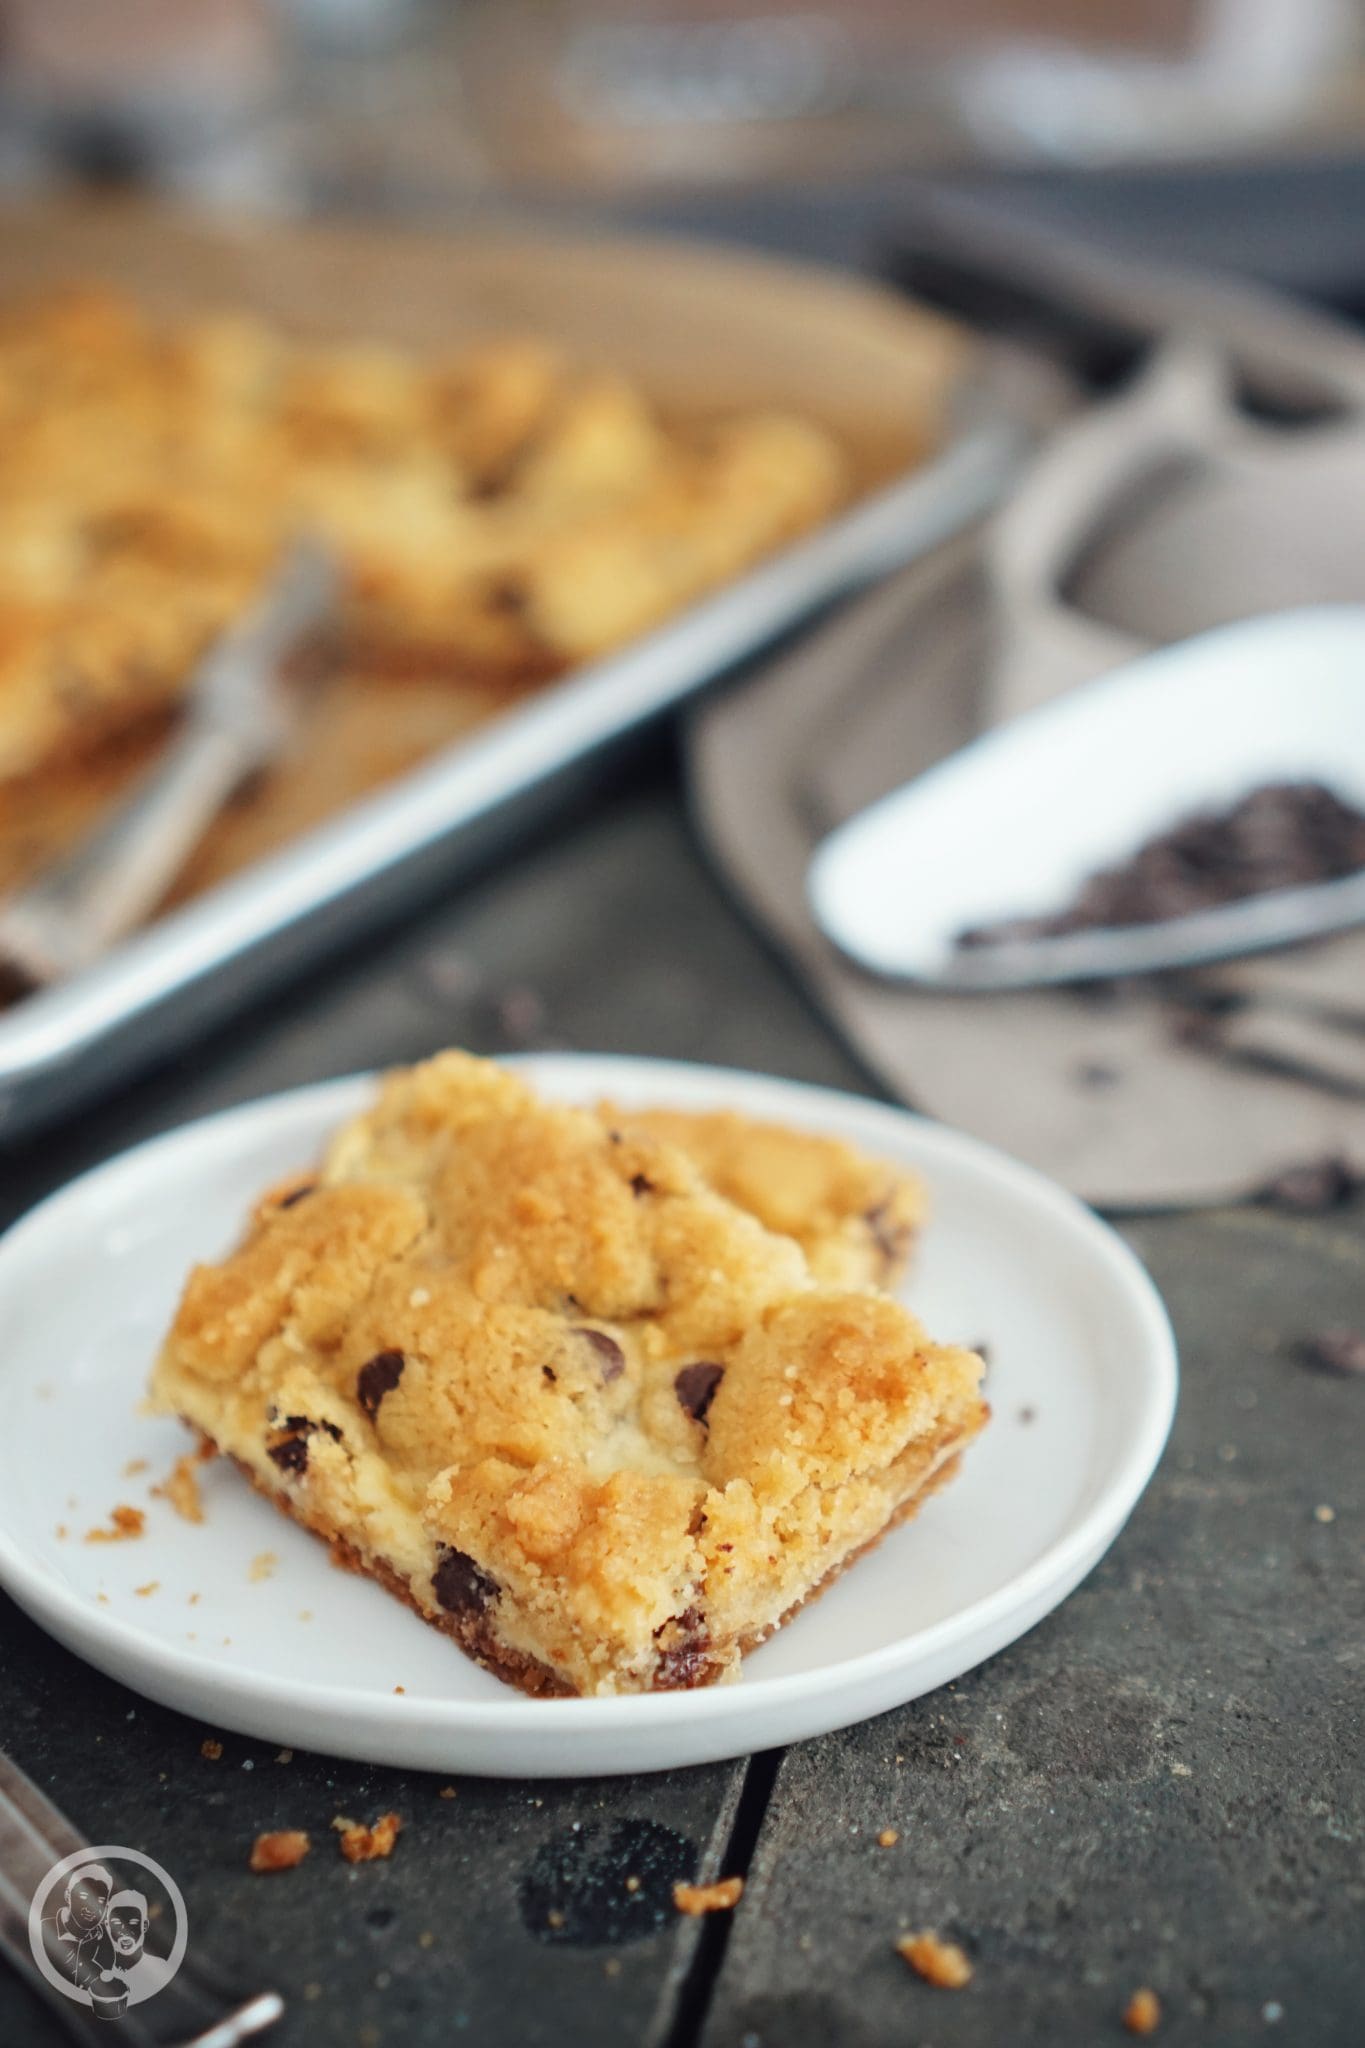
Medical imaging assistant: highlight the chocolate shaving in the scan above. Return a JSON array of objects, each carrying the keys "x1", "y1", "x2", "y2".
[{"x1": 278, "y1": 1183, "x2": 316, "y2": 1210}]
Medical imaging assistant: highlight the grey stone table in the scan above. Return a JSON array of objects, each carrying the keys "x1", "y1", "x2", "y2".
[{"x1": 1, "y1": 760, "x2": 1361, "y2": 2048}]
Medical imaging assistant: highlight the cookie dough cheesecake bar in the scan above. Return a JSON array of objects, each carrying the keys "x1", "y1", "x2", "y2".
[{"x1": 150, "y1": 1053, "x2": 986, "y2": 1696}]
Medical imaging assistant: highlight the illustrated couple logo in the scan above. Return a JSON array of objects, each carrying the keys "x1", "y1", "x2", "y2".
[{"x1": 28, "y1": 1846, "x2": 187, "y2": 2021}]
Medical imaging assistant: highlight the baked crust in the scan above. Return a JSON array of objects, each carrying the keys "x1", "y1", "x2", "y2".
[{"x1": 151, "y1": 1051, "x2": 986, "y2": 1696}]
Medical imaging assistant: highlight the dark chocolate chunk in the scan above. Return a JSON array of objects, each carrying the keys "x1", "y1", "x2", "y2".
[
  {"x1": 576, "y1": 1329, "x2": 625, "y2": 1382},
  {"x1": 267, "y1": 1434, "x2": 310, "y2": 1475},
  {"x1": 674, "y1": 1363, "x2": 724, "y2": 1425},
  {"x1": 267, "y1": 1413, "x2": 343, "y2": 1474},
  {"x1": 630, "y1": 1173, "x2": 654, "y2": 1197},
  {"x1": 1297, "y1": 1327, "x2": 1365, "y2": 1377},
  {"x1": 432, "y1": 1546, "x2": 500, "y2": 1617},
  {"x1": 278, "y1": 1183, "x2": 316, "y2": 1209},
  {"x1": 357, "y1": 1349, "x2": 405, "y2": 1418},
  {"x1": 653, "y1": 1609, "x2": 713, "y2": 1690}
]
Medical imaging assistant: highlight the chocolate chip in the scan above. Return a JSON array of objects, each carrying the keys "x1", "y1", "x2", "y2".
[
  {"x1": 576, "y1": 1329, "x2": 625, "y2": 1382},
  {"x1": 630, "y1": 1173, "x2": 654, "y2": 1197},
  {"x1": 432, "y1": 1546, "x2": 499, "y2": 1616},
  {"x1": 357, "y1": 1349, "x2": 405, "y2": 1418},
  {"x1": 653, "y1": 1607, "x2": 712, "y2": 1689},
  {"x1": 266, "y1": 1414, "x2": 343, "y2": 1474},
  {"x1": 267, "y1": 1434, "x2": 310, "y2": 1475},
  {"x1": 542, "y1": 1365, "x2": 557, "y2": 1384},
  {"x1": 278, "y1": 1183, "x2": 316, "y2": 1209},
  {"x1": 674, "y1": 1363, "x2": 724, "y2": 1425},
  {"x1": 1258, "y1": 1155, "x2": 1363, "y2": 1213},
  {"x1": 1297, "y1": 1327, "x2": 1365, "y2": 1377}
]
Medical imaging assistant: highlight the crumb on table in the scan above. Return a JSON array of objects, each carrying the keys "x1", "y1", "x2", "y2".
[
  {"x1": 673, "y1": 1876, "x2": 744, "y2": 1915},
  {"x1": 877, "y1": 1827, "x2": 900, "y2": 1848},
  {"x1": 1123, "y1": 1987, "x2": 1162, "y2": 2034},
  {"x1": 201, "y1": 1738, "x2": 223, "y2": 1761},
  {"x1": 337, "y1": 1812, "x2": 403, "y2": 1864},
  {"x1": 438, "y1": 1785, "x2": 457, "y2": 1800},
  {"x1": 83, "y1": 1505, "x2": 145, "y2": 1543},
  {"x1": 249, "y1": 1829, "x2": 311, "y2": 1873},
  {"x1": 897, "y1": 1930, "x2": 973, "y2": 1989}
]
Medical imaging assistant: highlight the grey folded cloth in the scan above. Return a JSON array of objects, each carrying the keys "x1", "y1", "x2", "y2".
[{"x1": 687, "y1": 337, "x2": 1365, "y2": 1209}]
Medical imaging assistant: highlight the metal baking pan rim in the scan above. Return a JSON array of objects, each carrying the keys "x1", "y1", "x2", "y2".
[{"x1": 0, "y1": 415, "x2": 1021, "y2": 1143}]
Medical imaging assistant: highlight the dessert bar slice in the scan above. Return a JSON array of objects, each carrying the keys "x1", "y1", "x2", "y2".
[{"x1": 151, "y1": 1052, "x2": 986, "y2": 1696}]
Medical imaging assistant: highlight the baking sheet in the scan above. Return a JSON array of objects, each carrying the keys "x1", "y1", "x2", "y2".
[{"x1": 0, "y1": 205, "x2": 1019, "y2": 1141}]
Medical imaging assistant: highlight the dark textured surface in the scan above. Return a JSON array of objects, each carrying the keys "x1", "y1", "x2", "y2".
[
  {"x1": 701, "y1": 1206, "x2": 1365, "y2": 2046},
  {"x1": 1, "y1": 775, "x2": 1361, "y2": 2046}
]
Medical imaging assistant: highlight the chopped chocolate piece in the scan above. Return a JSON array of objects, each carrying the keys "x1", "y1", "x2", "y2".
[
  {"x1": 630, "y1": 1173, "x2": 654, "y2": 1197},
  {"x1": 278, "y1": 1183, "x2": 316, "y2": 1209},
  {"x1": 1258, "y1": 1154, "x2": 1363, "y2": 1213},
  {"x1": 432, "y1": 1546, "x2": 500, "y2": 1617},
  {"x1": 865, "y1": 1193, "x2": 913, "y2": 1274},
  {"x1": 674, "y1": 1363, "x2": 724, "y2": 1425},
  {"x1": 958, "y1": 779, "x2": 1365, "y2": 952},
  {"x1": 267, "y1": 1434, "x2": 310, "y2": 1475},
  {"x1": 576, "y1": 1329, "x2": 625, "y2": 1382},
  {"x1": 357, "y1": 1349, "x2": 405, "y2": 1418},
  {"x1": 1297, "y1": 1327, "x2": 1365, "y2": 1377}
]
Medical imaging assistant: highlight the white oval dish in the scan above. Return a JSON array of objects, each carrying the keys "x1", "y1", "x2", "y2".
[{"x1": 0, "y1": 1056, "x2": 1176, "y2": 1777}]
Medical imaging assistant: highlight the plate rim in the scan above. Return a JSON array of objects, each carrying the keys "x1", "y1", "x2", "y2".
[{"x1": 0, "y1": 1055, "x2": 1178, "y2": 1741}]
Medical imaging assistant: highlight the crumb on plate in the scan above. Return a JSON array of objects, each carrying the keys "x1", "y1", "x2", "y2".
[
  {"x1": 153, "y1": 1447, "x2": 211, "y2": 1524},
  {"x1": 84, "y1": 1505, "x2": 145, "y2": 1543},
  {"x1": 248, "y1": 1550, "x2": 278, "y2": 1582}
]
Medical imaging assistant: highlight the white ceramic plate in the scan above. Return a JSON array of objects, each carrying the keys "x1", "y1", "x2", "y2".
[{"x1": 0, "y1": 1057, "x2": 1176, "y2": 1778}]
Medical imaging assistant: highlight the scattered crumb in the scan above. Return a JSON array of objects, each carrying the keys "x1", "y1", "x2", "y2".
[
  {"x1": 674, "y1": 1877, "x2": 744, "y2": 1916},
  {"x1": 546, "y1": 1909, "x2": 565, "y2": 1929},
  {"x1": 338, "y1": 1813, "x2": 403, "y2": 1864},
  {"x1": 153, "y1": 1449, "x2": 210, "y2": 1525},
  {"x1": 122, "y1": 1458, "x2": 149, "y2": 1478},
  {"x1": 201, "y1": 1738, "x2": 223, "y2": 1760},
  {"x1": 877, "y1": 1828, "x2": 900, "y2": 1848},
  {"x1": 393, "y1": 1685, "x2": 406, "y2": 1695},
  {"x1": 438, "y1": 1786, "x2": 457, "y2": 1800},
  {"x1": 134, "y1": 1581, "x2": 160, "y2": 1598},
  {"x1": 96, "y1": 1593, "x2": 109, "y2": 1605},
  {"x1": 897, "y1": 1930, "x2": 973, "y2": 1989},
  {"x1": 84, "y1": 1505, "x2": 145, "y2": 1544},
  {"x1": 1315, "y1": 1504, "x2": 1336, "y2": 1524},
  {"x1": 1123, "y1": 1987, "x2": 1162, "y2": 2035},
  {"x1": 418, "y1": 1931, "x2": 435, "y2": 1949},
  {"x1": 1169, "y1": 1760, "x2": 1193, "y2": 1779},
  {"x1": 188, "y1": 1592, "x2": 200, "y2": 1606},
  {"x1": 249, "y1": 1830, "x2": 311, "y2": 1873},
  {"x1": 54, "y1": 1525, "x2": 67, "y2": 1541},
  {"x1": 248, "y1": 1551, "x2": 278, "y2": 1583},
  {"x1": 624, "y1": 1875, "x2": 641, "y2": 1893},
  {"x1": 298, "y1": 1610, "x2": 313, "y2": 1622},
  {"x1": 276, "y1": 1749, "x2": 294, "y2": 1764},
  {"x1": 1297, "y1": 1327, "x2": 1365, "y2": 1377}
]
